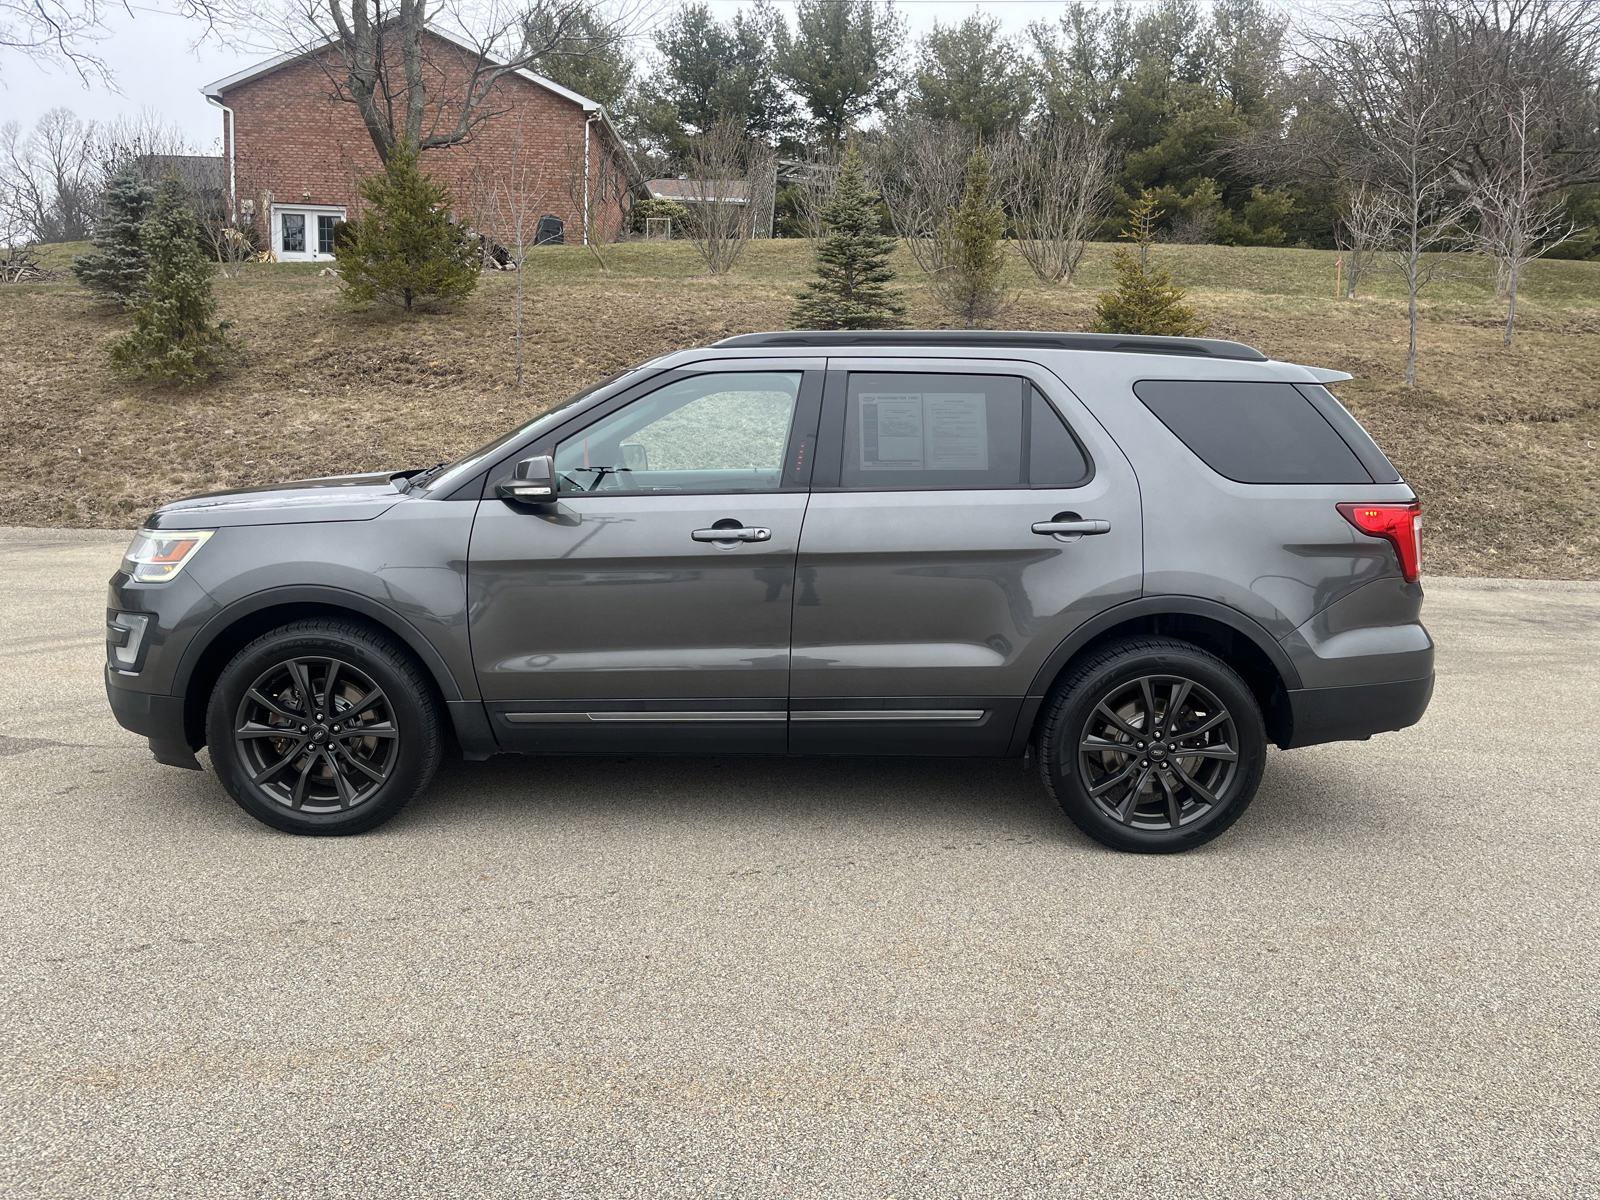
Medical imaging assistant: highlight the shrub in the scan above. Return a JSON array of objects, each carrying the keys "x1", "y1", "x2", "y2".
[
  {"x1": 631, "y1": 197, "x2": 690, "y2": 236},
  {"x1": 73, "y1": 166, "x2": 155, "y2": 308},
  {"x1": 109, "y1": 180, "x2": 230, "y2": 383},
  {"x1": 790, "y1": 144, "x2": 905, "y2": 330},
  {"x1": 1091, "y1": 193, "x2": 1204, "y2": 338},
  {"x1": 932, "y1": 146, "x2": 1008, "y2": 328},
  {"x1": 335, "y1": 149, "x2": 478, "y2": 312}
]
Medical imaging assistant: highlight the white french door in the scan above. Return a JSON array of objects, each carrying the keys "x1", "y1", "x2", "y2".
[{"x1": 271, "y1": 205, "x2": 345, "y2": 261}]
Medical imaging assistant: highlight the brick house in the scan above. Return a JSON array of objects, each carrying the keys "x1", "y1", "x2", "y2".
[{"x1": 201, "y1": 28, "x2": 636, "y2": 261}]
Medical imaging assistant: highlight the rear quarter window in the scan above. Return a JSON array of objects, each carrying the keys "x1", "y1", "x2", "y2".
[{"x1": 1133, "y1": 380, "x2": 1374, "y2": 484}]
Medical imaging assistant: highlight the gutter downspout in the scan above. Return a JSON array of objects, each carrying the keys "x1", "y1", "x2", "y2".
[
  {"x1": 582, "y1": 111, "x2": 598, "y2": 247},
  {"x1": 206, "y1": 94, "x2": 237, "y2": 224}
]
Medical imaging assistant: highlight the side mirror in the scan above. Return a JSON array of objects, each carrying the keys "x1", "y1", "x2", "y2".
[
  {"x1": 497, "y1": 454, "x2": 557, "y2": 503},
  {"x1": 621, "y1": 442, "x2": 649, "y2": 471}
]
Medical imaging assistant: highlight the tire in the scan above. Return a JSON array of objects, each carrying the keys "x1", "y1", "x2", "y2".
[
  {"x1": 204, "y1": 618, "x2": 444, "y2": 835},
  {"x1": 1037, "y1": 636, "x2": 1266, "y2": 853}
]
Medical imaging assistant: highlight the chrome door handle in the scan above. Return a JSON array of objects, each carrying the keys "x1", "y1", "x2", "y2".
[
  {"x1": 1032, "y1": 517, "x2": 1111, "y2": 537},
  {"x1": 692, "y1": 526, "x2": 772, "y2": 543}
]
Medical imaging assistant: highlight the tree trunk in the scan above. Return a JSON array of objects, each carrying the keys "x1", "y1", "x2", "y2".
[
  {"x1": 1404, "y1": 263, "x2": 1419, "y2": 387},
  {"x1": 1504, "y1": 259, "x2": 1521, "y2": 346},
  {"x1": 1346, "y1": 246, "x2": 1362, "y2": 299}
]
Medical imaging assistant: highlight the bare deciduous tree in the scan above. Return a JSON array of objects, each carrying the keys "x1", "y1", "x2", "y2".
[
  {"x1": 1, "y1": 108, "x2": 98, "y2": 243},
  {"x1": 864, "y1": 116, "x2": 975, "y2": 277},
  {"x1": 0, "y1": 0, "x2": 226, "y2": 85},
  {"x1": 789, "y1": 147, "x2": 841, "y2": 240},
  {"x1": 563, "y1": 126, "x2": 632, "y2": 270},
  {"x1": 292, "y1": 0, "x2": 647, "y2": 163},
  {"x1": 1335, "y1": 182, "x2": 1398, "y2": 300},
  {"x1": 680, "y1": 121, "x2": 771, "y2": 276},
  {"x1": 1463, "y1": 90, "x2": 1580, "y2": 345},
  {"x1": 993, "y1": 121, "x2": 1112, "y2": 285},
  {"x1": 1309, "y1": 0, "x2": 1470, "y2": 386}
]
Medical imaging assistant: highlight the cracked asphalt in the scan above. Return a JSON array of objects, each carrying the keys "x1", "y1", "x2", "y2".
[{"x1": 2, "y1": 528, "x2": 1597, "y2": 1199}]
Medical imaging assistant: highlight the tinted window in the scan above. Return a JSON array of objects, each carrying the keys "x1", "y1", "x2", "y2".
[
  {"x1": 1030, "y1": 390, "x2": 1092, "y2": 486},
  {"x1": 554, "y1": 371, "x2": 801, "y2": 494},
  {"x1": 841, "y1": 373, "x2": 1026, "y2": 489},
  {"x1": 1134, "y1": 380, "x2": 1373, "y2": 484}
]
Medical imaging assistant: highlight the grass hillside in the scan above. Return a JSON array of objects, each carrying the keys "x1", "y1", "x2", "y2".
[{"x1": 2, "y1": 239, "x2": 1597, "y2": 578}]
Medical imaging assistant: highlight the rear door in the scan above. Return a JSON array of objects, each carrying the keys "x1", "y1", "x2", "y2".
[
  {"x1": 467, "y1": 360, "x2": 823, "y2": 754},
  {"x1": 789, "y1": 356, "x2": 1142, "y2": 755}
]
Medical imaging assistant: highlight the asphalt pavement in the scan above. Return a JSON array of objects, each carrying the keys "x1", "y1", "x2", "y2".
[{"x1": 2, "y1": 528, "x2": 1596, "y2": 1198}]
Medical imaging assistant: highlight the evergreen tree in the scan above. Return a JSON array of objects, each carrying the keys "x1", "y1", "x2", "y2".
[
  {"x1": 335, "y1": 150, "x2": 478, "y2": 312},
  {"x1": 791, "y1": 144, "x2": 904, "y2": 330},
  {"x1": 933, "y1": 146, "x2": 1007, "y2": 328},
  {"x1": 1091, "y1": 193, "x2": 1204, "y2": 336},
  {"x1": 109, "y1": 179, "x2": 230, "y2": 384},
  {"x1": 781, "y1": 0, "x2": 904, "y2": 145},
  {"x1": 525, "y1": 0, "x2": 635, "y2": 109},
  {"x1": 906, "y1": 15, "x2": 1031, "y2": 142},
  {"x1": 72, "y1": 166, "x2": 155, "y2": 309}
]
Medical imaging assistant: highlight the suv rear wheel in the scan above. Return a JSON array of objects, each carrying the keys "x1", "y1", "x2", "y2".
[
  {"x1": 205, "y1": 618, "x2": 443, "y2": 835},
  {"x1": 1038, "y1": 637, "x2": 1266, "y2": 852}
]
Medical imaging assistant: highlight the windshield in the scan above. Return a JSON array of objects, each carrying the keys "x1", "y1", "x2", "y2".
[{"x1": 416, "y1": 367, "x2": 652, "y2": 494}]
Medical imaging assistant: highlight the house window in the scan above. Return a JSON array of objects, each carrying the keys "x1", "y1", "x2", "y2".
[
  {"x1": 280, "y1": 212, "x2": 305, "y2": 254},
  {"x1": 317, "y1": 214, "x2": 339, "y2": 255}
]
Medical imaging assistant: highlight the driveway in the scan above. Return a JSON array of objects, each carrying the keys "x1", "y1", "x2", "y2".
[{"x1": 2, "y1": 528, "x2": 1596, "y2": 1198}]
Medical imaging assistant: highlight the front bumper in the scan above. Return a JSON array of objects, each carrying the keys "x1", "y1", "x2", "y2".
[
  {"x1": 105, "y1": 667, "x2": 200, "y2": 769},
  {"x1": 1282, "y1": 672, "x2": 1434, "y2": 749}
]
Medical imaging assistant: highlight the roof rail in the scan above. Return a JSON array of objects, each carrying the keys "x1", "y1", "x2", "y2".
[{"x1": 713, "y1": 330, "x2": 1268, "y2": 362}]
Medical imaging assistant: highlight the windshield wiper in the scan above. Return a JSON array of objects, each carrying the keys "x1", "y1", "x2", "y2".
[{"x1": 399, "y1": 462, "x2": 448, "y2": 493}]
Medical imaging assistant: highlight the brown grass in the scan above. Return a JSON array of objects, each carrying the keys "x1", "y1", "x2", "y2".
[{"x1": 2, "y1": 239, "x2": 1597, "y2": 578}]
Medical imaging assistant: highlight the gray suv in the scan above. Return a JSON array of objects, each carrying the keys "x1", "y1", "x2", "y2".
[{"x1": 105, "y1": 331, "x2": 1433, "y2": 851}]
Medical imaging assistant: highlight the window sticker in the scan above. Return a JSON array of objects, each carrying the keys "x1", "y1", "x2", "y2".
[{"x1": 858, "y1": 392, "x2": 990, "y2": 471}]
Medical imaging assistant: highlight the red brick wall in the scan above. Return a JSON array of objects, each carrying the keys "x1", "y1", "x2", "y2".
[{"x1": 221, "y1": 32, "x2": 630, "y2": 247}]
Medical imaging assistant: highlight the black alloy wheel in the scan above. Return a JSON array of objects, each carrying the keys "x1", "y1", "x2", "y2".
[
  {"x1": 1038, "y1": 637, "x2": 1266, "y2": 853},
  {"x1": 206, "y1": 618, "x2": 443, "y2": 835},
  {"x1": 1078, "y1": 674, "x2": 1240, "y2": 831},
  {"x1": 233, "y1": 656, "x2": 399, "y2": 813}
]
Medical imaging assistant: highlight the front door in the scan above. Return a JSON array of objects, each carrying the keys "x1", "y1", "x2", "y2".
[
  {"x1": 789, "y1": 358, "x2": 1143, "y2": 755},
  {"x1": 468, "y1": 362, "x2": 824, "y2": 754}
]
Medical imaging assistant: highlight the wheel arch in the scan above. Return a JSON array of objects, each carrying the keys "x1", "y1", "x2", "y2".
[
  {"x1": 1010, "y1": 597, "x2": 1300, "y2": 754},
  {"x1": 174, "y1": 587, "x2": 467, "y2": 751}
]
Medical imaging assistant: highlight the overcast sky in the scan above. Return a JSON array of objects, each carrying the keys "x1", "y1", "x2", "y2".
[{"x1": 0, "y1": 1, "x2": 1072, "y2": 151}]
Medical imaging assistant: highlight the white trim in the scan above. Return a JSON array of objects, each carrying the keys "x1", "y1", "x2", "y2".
[{"x1": 270, "y1": 204, "x2": 346, "y2": 261}]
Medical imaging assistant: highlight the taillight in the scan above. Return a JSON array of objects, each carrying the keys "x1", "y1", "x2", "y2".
[{"x1": 1338, "y1": 501, "x2": 1422, "y2": 583}]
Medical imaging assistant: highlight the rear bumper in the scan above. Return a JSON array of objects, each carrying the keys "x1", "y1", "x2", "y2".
[
  {"x1": 105, "y1": 667, "x2": 200, "y2": 769},
  {"x1": 1282, "y1": 672, "x2": 1434, "y2": 749}
]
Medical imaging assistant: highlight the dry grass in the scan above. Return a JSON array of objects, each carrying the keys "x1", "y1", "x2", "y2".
[{"x1": 2, "y1": 239, "x2": 1597, "y2": 578}]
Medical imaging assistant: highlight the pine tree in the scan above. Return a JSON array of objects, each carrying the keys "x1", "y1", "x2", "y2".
[
  {"x1": 335, "y1": 150, "x2": 478, "y2": 312},
  {"x1": 110, "y1": 179, "x2": 231, "y2": 384},
  {"x1": 790, "y1": 145, "x2": 905, "y2": 330},
  {"x1": 933, "y1": 146, "x2": 1008, "y2": 328},
  {"x1": 1091, "y1": 193, "x2": 1204, "y2": 337},
  {"x1": 73, "y1": 166, "x2": 155, "y2": 309}
]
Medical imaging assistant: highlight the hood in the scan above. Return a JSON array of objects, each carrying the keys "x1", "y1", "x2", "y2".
[{"x1": 145, "y1": 472, "x2": 410, "y2": 529}]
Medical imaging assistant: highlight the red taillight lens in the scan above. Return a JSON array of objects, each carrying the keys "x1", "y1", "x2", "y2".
[{"x1": 1338, "y1": 501, "x2": 1423, "y2": 583}]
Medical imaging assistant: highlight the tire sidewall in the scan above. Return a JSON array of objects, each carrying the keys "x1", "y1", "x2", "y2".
[
  {"x1": 1048, "y1": 645, "x2": 1267, "y2": 852},
  {"x1": 206, "y1": 629, "x2": 435, "y2": 835}
]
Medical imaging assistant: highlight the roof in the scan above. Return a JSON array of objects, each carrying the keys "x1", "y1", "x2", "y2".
[
  {"x1": 202, "y1": 26, "x2": 641, "y2": 185},
  {"x1": 714, "y1": 331, "x2": 1269, "y2": 362},
  {"x1": 202, "y1": 25, "x2": 600, "y2": 110},
  {"x1": 646, "y1": 178, "x2": 751, "y2": 204},
  {"x1": 134, "y1": 153, "x2": 225, "y2": 191}
]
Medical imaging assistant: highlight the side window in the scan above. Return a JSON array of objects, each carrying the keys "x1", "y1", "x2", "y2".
[
  {"x1": 554, "y1": 371, "x2": 801, "y2": 494},
  {"x1": 1029, "y1": 389, "x2": 1092, "y2": 487},
  {"x1": 838, "y1": 373, "x2": 1091, "y2": 490},
  {"x1": 841, "y1": 372, "x2": 1025, "y2": 489},
  {"x1": 1134, "y1": 380, "x2": 1373, "y2": 484}
]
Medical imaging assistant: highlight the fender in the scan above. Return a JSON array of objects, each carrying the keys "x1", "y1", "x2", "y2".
[
  {"x1": 1005, "y1": 595, "x2": 1302, "y2": 756},
  {"x1": 173, "y1": 583, "x2": 470, "y2": 702}
]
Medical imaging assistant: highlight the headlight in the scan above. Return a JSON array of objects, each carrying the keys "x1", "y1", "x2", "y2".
[{"x1": 122, "y1": 528, "x2": 214, "y2": 583}]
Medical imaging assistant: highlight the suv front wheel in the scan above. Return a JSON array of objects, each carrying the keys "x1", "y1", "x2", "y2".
[
  {"x1": 1038, "y1": 637, "x2": 1267, "y2": 853},
  {"x1": 205, "y1": 618, "x2": 444, "y2": 835}
]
